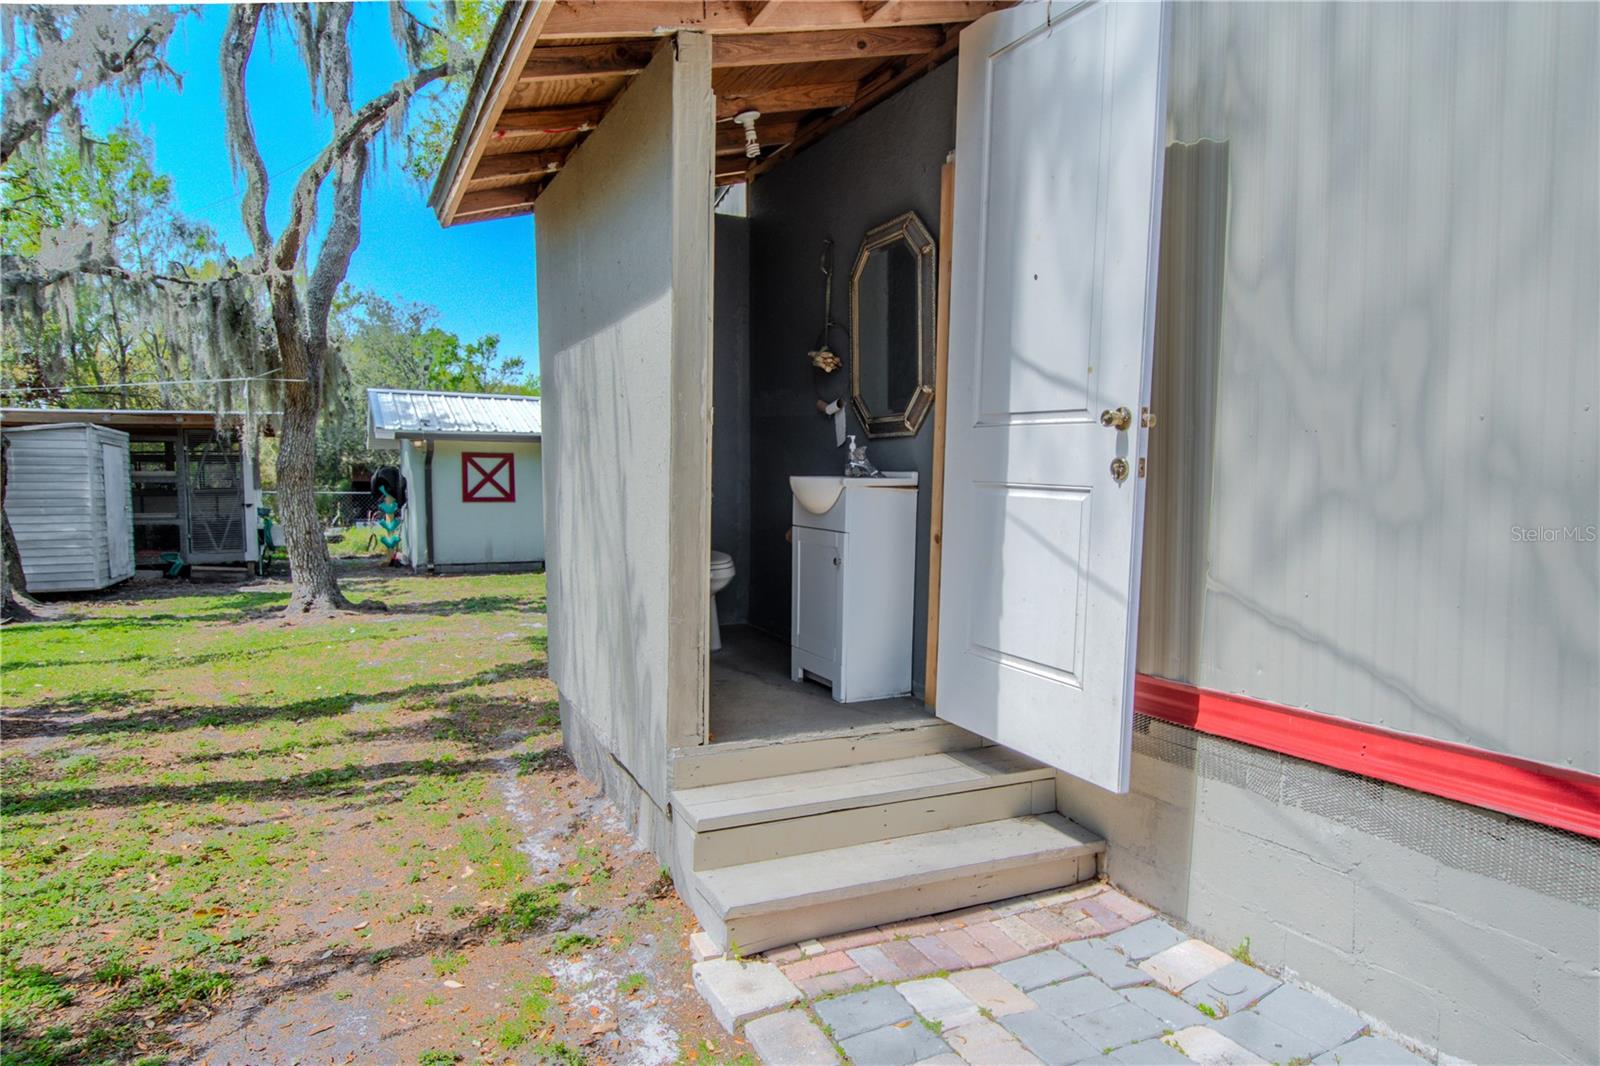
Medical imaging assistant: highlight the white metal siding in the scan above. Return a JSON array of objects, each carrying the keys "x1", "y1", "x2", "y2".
[
  {"x1": 1138, "y1": 2, "x2": 1599, "y2": 771},
  {"x1": 4, "y1": 424, "x2": 134, "y2": 592}
]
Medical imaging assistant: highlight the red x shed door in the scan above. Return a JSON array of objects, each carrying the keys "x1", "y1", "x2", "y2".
[{"x1": 462, "y1": 452, "x2": 515, "y2": 503}]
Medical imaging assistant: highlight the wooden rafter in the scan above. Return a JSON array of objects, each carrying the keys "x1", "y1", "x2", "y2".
[
  {"x1": 494, "y1": 101, "x2": 609, "y2": 137},
  {"x1": 468, "y1": 148, "x2": 567, "y2": 185},
  {"x1": 432, "y1": 0, "x2": 556, "y2": 225},
  {"x1": 540, "y1": 1, "x2": 997, "y2": 38},
  {"x1": 712, "y1": 25, "x2": 942, "y2": 67},
  {"x1": 456, "y1": 182, "x2": 546, "y2": 219},
  {"x1": 744, "y1": 1, "x2": 786, "y2": 28},
  {"x1": 716, "y1": 115, "x2": 803, "y2": 155},
  {"x1": 749, "y1": 31, "x2": 959, "y2": 178},
  {"x1": 715, "y1": 81, "x2": 859, "y2": 121},
  {"x1": 434, "y1": 0, "x2": 1013, "y2": 224},
  {"x1": 517, "y1": 42, "x2": 657, "y2": 82}
]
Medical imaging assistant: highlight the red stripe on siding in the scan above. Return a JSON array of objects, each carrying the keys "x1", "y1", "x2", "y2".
[{"x1": 1134, "y1": 675, "x2": 1600, "y2": 840}]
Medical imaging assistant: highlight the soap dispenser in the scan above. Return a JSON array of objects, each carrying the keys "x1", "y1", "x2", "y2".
[{"x1": 843, "y1": 435, "x2": 880, "y2": 478}]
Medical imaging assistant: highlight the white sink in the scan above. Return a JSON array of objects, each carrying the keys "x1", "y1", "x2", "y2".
[{"x1": 790, "y1": 472, "x2": 918, "y2": 515}]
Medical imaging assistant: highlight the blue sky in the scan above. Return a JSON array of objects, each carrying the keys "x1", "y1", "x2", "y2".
[{"x1": 84, "y1": 4, "x2": 540, "y2": 377}]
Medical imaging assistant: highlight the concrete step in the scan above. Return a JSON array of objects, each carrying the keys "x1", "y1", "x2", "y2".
[
  {"x1": 689, "y1": 813, "x2": 1105, "y2": 954},
  {"x1": 674, "y1": 747, "x2": 1054, "y2": 832},
  {"x1": 680, "y1": 776, "x2": 1054, "y2": 870},
  {"x1": 669, "y1": 719, "x2": 985, "y2": 790}
]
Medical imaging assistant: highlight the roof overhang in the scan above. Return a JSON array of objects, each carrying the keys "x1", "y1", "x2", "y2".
[
  {"x1": 429, "y1": 0, "x2": 1014, "y2": 226},
  {"x1": 0, "y1": 408, "x2": 277, "y2": 434}
]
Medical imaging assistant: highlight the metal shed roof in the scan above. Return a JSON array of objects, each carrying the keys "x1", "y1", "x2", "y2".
[{"x1": 366, "y1": 388, "x2": 542, "y2": 448}]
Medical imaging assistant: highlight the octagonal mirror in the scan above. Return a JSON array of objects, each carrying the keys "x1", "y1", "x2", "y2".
[{"x1": 850, "y1": 211, "x2": 936, "y2": 438}]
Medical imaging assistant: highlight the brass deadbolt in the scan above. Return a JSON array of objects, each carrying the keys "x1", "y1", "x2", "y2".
[
  {"x1": 1110, "y1": 457, "x2": 1130, "y2": 483},
  {"x1": 1100, "y1": 406, "x2": 1133, "y2": 431}
]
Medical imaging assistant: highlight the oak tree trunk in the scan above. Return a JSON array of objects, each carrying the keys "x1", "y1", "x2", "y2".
[
  {"x1": 275, "y1": 380, "x2": 349, "y2": 615},
  {"x1": 267, "y1": 273, "x2": 353, "y2": 617}
]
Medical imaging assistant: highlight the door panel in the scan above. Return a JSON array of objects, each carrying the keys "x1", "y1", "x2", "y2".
[
  {"x1": 185, "y1": 432, "x2": 245, "y2": 562},
  {"x1": 967, "y1": 482, "x2": 1090, "y2": 688},
  {"x1": 974, "y1": 6, "x2": 1109, "y2": 426},
  {"x1": 791, "y1": 526, "x2": 843, "y2": 662},
  {"x1": 100, "y1": 443, "x2": 134, "y2": 579},
  {"x1": 936, "y1": 1, "x2": 1169, "y2": 792}
]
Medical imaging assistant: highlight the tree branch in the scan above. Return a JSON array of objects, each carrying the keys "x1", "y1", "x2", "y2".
[
  {"x1": 220, "y1": 5, "x2": 272, "y2": 261},
  {"x1": 273, "y1": 59, "x2": 452, "y2": 274}
]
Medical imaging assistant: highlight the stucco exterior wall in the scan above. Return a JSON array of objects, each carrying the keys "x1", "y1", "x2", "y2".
[
  {"x1": 533, "y1": 33, "x2": 712, "y2": 850},
  {"x1": 1138, "y1": 1, "x2": 1599, "y2": 771}
]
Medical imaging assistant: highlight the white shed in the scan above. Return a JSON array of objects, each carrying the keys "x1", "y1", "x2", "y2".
[
  {"x1": 365, "y1": 388, "x2": 544, "y2": 572},
  {"x1": 3, "y1": 423, "x2": 135, "y2": 592}
]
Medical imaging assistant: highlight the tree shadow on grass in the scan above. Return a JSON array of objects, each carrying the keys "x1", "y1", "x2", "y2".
[
  {"x1": 1, "y1": 753, "x2": 510, "y2": 818},
  {"x1": 0, "y1": 660, "x2": 549, "y2": 745},
  {"x1": 382, "y1": 593, "x2": 547, "y2": 617}
]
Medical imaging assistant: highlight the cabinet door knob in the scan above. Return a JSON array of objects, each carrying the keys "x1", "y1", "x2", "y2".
[{"x1": 833, "y1": 557, "x2": 840, "y2": 566}]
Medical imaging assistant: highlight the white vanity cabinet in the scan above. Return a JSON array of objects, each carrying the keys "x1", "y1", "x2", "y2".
[{"x1": 790, "y1": 475, "x2": 918, "y2": 702}]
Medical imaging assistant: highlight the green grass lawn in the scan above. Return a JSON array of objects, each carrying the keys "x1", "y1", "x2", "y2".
[{"x1": 0, "y1": 569, "x2": 721, "y2": 1065}]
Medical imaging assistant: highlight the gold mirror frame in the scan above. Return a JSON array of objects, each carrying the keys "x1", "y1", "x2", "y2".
[{"x1": 849, "y1": 211, "x2": 937, "y2": 438}]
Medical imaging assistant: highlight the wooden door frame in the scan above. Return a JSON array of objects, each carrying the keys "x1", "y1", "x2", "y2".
[{"x1": 923, "y1": 156, "x2": 955, "y2": 707}]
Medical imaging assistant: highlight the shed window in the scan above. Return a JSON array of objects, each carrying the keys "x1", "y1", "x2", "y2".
[{"x1": 461, "y1": 452, "x2": 515, "y2": 503}]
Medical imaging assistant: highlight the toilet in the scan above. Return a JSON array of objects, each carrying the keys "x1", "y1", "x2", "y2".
[{"x1": 709, "y1": 550, "x2": 736, "y2": 651}]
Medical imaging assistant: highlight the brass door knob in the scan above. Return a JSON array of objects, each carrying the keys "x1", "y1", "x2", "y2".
[{"x1": 1100, "y1": 407, "x2": 1132, "y2": 430}]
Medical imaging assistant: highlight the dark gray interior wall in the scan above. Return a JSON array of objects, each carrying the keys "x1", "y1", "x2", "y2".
[
  {"x1": 744, "y1": 60, "x2": 955, "y2": 692},
  {"x1": 712, "y1": 215, "x2": 751, "y2": 624}
]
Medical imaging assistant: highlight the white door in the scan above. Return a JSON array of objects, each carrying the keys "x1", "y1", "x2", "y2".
[
  {"x1": 935, "y1": 0, "x2": 1169, "y2": 792},
  {"x1": 100, "y1": 443, "x2": 134, "y2": 580}
]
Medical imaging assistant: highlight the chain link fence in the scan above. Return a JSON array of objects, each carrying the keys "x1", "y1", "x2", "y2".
[{"x1": 259, "y1": 490, "x2": 382, "y2": 531}]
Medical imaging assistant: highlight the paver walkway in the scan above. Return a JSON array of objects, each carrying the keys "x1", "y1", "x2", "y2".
[{"x1": 693, "y1": 883, "x2": 1430, "y2": 1065}]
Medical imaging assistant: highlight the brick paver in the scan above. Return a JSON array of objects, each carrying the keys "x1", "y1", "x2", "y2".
[
  {"x1": 1030, "y1": 975, "x2": 1125, "y2": 1018},
  {"x1": 1060, "y1": 937, "x2": 1151, "y2": 989},
  {"x1": 1063, "y1": 999, "x2": 1166, "y2": 1050},
  {"x1": 783, "y1": 950, "x2": 856, "y2": 982},
  {"x1": 910, "y1": 932, "x2": 969, "y2": 970},
  {"x1": 993, "y1": 949, "x2": 1087, "y2": 991},
  {"x1": 896, "y1": 976, "x2": 983, "y2": 1029},
  {"x1": 1001, "y1": 1009, "x2": 1101, "y2": 1065},
  {"x1": 710, "y1": 883, "x2": 1420, "y2": 1066},
  {"x1": 948, "y1": 967, "x2": 1037, "y2": 1016},
  {"x1": 1180, "y1": 961, "x2": 1280, "y2": 1015},
  {"x1": 1104, "y1": 918, "x2": 1187, "y2": 961},
  {"x1": 839, "y1": 1019, "x2": 951, "y2": 1066},
  {"x1": 965, "y1": 920, "x2": 1033, "y2": 962},
  {"x1": 1140, "y1": 939, "x2": 1234, "y2": 993},
  {"x1": 795, "y1": 965, "x2": 870, "y2": 997},
  {"x1": 744, "y1": 1009, "x2": 840, "y2": 1065},
  {"x1": 813, "y1": 985, "x2": 916, "y2": 1041},
  {"x1": 945, "y1": 1017, "x2": 1043, "y2": 1065}
]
